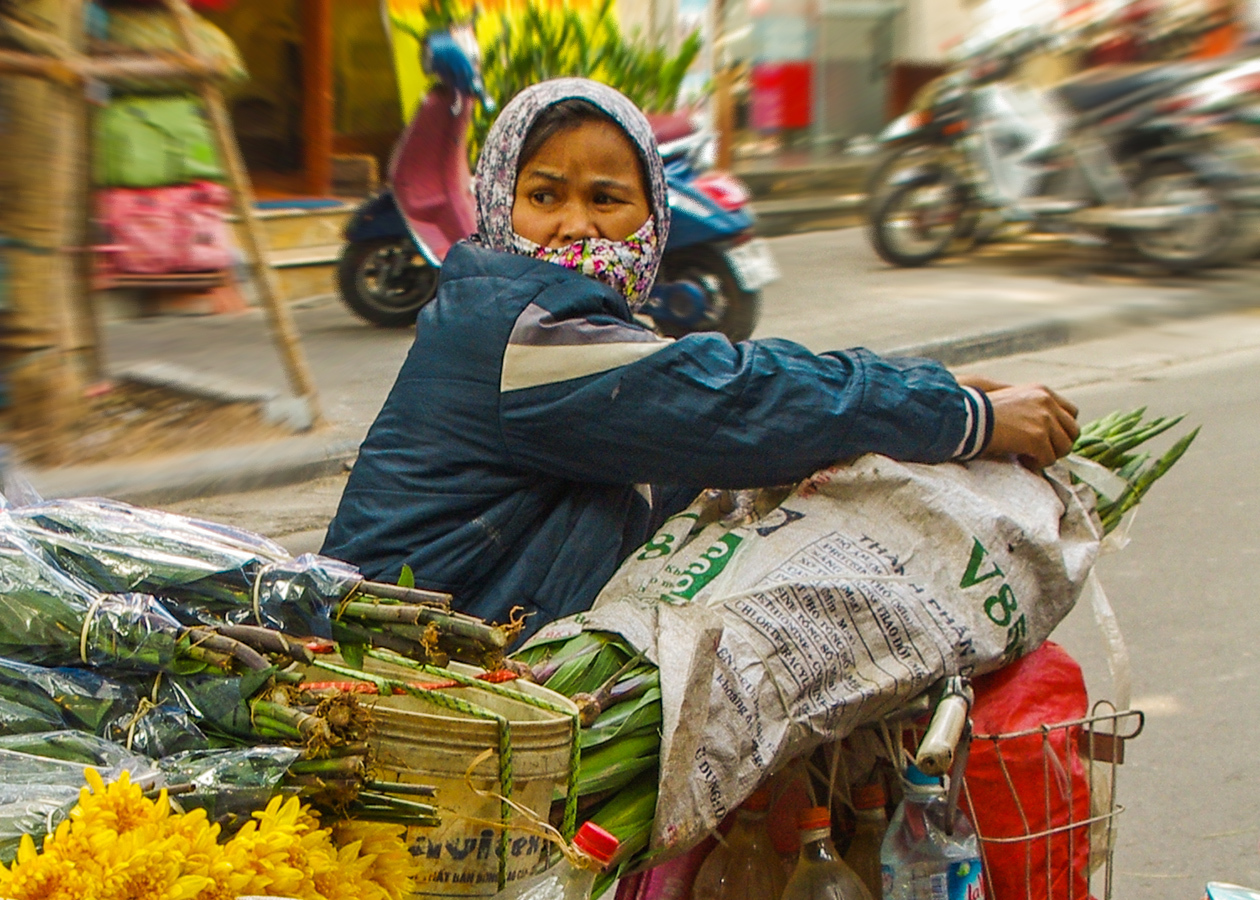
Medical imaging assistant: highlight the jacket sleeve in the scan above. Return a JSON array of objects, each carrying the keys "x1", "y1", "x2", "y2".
[{"x1": 497, "y1": 298, "x2": 991, "y2": 489}]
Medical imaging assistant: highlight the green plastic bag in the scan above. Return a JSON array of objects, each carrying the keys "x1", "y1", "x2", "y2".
[{"x1": 95, "y1": 96, "x2": 225, "y2": 188}]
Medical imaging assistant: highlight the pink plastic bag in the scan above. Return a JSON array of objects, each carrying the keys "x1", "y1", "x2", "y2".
[
  {"x1": 614, "y1": 839, "x2": 713, "y2": 900},
  {"x1": 178, "y1": 181, "x2": 232, "y2": 273},
  {"x1": 98, "y1": 182, "x2": 231, "y2": 274}
]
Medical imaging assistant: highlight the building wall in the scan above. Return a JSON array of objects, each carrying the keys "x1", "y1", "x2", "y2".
[
  {"x1": 617, "y1": 0, "x2": 682, "y2": 48},
  {"x1": 899, "y1": 0, "x2": 971, "y2": 63}
]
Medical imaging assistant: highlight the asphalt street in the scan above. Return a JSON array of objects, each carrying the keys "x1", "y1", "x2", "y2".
[{"x1": 146, "y1": 232, "x2": 1260, "y2": 897}]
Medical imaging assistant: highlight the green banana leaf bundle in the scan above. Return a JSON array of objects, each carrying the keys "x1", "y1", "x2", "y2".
[{"x1": 511, "y1": 631, "x2": 660, "y2": 893}]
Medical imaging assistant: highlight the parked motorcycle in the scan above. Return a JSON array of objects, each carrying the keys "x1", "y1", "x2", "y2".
[
  {"x1": 867, "y1": 44, "x2": 1260, "y2": 271},
  {"x1": 337, "y1": 30, "x2": 777, "y2": 340}
]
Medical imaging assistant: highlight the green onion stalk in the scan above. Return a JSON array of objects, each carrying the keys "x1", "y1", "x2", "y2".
[{"x1": 1070, "y1": 408, "x2": 1200, "y2": 533}]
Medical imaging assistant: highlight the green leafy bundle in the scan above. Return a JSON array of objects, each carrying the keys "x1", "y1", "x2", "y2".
[
  {"x1": 1071, "y1": 408, "x2": 1199, "y2": 533},
  {"x1": 6, "y1": 499, "x2": 517, "y2": 669},
  {"x1": 511, "y1": 631, "x2": 661, "y2": 892}
]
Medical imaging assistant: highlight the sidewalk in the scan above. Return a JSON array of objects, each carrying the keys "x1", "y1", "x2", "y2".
[
  {"x1": 23, "y1": 223, "x2": 1260, "y2": 504},
  {"x1": 734, "y1": 147, "x2": 873, "y2": 236}
]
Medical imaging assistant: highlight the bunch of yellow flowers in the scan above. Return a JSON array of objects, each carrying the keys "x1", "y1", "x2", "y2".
[{"x1": 0, "y1": 768, "x2": 418, "y2": 900}]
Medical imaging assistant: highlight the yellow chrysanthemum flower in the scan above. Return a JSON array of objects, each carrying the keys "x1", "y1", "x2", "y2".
[
  {"x1": 94, "y1": 829, "x2": 215, "y2": 900},
  {"x1": 2, "y1": 770, "x2": 420, "y2": 900},
  {"x1": 332, "y1": 821, "x2": 420, "y2": 900},
  {"x1": 76, "y1": 768, "x2": 167, "y2": 830}
]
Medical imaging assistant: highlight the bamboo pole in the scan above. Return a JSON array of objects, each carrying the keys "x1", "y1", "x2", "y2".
[
  {"x1": 1, "y1": 0, "x2": 90, "y2": 460},
  {"x1": 712, "y1": 0, "x2": 734, "y2": 171},
  {"x1": 74, "y1": 73, "x2": 102, "y2": 380},
  {"x1": 0, "y1": 47, "x2": 228, "y2": 82},
  {"x1": 159, "y1": 0, "x2": 323, "y2": 427}
]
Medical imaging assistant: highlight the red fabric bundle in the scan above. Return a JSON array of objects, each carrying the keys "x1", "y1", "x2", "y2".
[{"x1": 966, "y1": 642, "x2": 1093, "y2": 900}]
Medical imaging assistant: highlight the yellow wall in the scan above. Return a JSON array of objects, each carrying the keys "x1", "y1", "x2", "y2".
[{"x1": 203, "y1": 1, "x2": 402, "y2": 146}]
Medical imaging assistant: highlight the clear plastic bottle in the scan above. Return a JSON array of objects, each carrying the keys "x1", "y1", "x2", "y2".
[
  {"x1": 844, "y1": 782, "x2": 889, "y2": 900},
  {"x1": 782, "y1": 806, "x2": 874, "y2": 900},
  {"x1": 692, "y1": 788, "x2": 788, "y2": 900},
  {"x1": 502, "y1": 821, "x2": 620, "y2": 900},
  {"x1": 879, "y1": 766, "x2": 984, "y2": 900}
]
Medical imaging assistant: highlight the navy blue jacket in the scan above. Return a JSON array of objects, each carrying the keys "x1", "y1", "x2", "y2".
[{"x1": 322, "y1": 242, "x2": 991, "y2": 634}]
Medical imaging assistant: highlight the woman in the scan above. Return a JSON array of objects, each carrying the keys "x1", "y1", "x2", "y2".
[{"x1": 322, "y1": 78, "x2": 1078, "y2": 636}]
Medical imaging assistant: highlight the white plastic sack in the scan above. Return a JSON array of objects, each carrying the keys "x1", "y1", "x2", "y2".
[{"x1": 530, "y1": 455, "x2": 1101, "y2": 856}]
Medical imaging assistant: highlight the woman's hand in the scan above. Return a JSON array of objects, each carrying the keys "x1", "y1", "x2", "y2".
[{"x1": 982, "y1": 383, "x2": 1080, "y2": 469}]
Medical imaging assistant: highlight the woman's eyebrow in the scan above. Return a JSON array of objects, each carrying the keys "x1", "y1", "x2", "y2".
[
  {"x1": 523, "y1": 168, "x2": 566, "y2": 183},
  {"x1": 591, "y1": 177, "x2": 634, "y2": 192}
]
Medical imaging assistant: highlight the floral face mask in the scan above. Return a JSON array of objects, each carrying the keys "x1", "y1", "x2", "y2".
[{"x1": 510, "y1": 216, "x2": 659, "y2": 309}]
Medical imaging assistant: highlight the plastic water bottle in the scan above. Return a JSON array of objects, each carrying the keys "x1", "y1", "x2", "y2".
[
  {"x1": 843, "y1": 782, "x2": 889, "y2": 900},
  {"x1": 782, "y1": 806, "x2": 874, "y2": 900},
  {"x1": 501, "y1": 821, "x2": 620, "y2": 900},
  {"x1": 692, "y1": 787, "x2": 787, "y2": 900},
  {"x1": 880, "y1": 766, "x2": 984, "y2": 900}
]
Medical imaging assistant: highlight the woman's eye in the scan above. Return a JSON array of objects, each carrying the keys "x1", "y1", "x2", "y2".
[{"x1": 531, "y1": 191, "x2": 553, "y2": 204}]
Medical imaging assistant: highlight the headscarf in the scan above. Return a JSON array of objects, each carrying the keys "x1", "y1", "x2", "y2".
[{"x1": 473, "y1": 78, "x2": 671, "y2": 308}]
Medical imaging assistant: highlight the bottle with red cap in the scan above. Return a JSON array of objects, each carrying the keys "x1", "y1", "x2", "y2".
[
  {"x1": 843, "y1": 782, "x2": 889, "y2": 899},
  {"x1": 502, "y1": 821, "x2": 620, "y2": 900},
  {"x1": 782, "y1": 806, "x2": 875, "y2": 900},
  {"x1": 692, "y1": 787, "x2": 787, "y2": 900}
]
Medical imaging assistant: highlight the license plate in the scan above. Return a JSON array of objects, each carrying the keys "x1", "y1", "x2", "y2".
[{"x1": 725, "y1": 239, "x2": 780, "y2": 291}]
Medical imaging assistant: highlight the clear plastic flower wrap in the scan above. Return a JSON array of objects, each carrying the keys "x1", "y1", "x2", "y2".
[
  {"x1": 9, "y1": 499, "x2": 371, "y2": 638},
  {"x1": 0, "y1": 732, "x2": 158, "y2": 862}
]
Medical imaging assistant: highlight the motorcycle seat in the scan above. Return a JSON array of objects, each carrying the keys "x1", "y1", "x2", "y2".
[
  {"x1": 647, "y1": 111, "x2": 696, "y2": 144},
  {"x1": 1054, "y1": 63, "x2": 1196, "y2": 114}
]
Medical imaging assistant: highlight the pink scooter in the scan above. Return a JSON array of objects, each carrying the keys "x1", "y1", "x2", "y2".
[{"x1": 336, "y1": 28, "x2": 485, "y2": 326}]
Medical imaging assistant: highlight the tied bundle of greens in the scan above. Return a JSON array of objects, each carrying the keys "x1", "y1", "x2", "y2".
[
  {"x1": 0, "y1": 518, "x2": 289, "y2": 675},
  {"x1": 6, "y1": 498, "x2": 519, "y2": 668},
  {"x1": 0, "y1": 657, "x2": 435, "y2": 826},
  {"x1": 1070, "y1": 408, "x2": 1199, "y2": 533},
  {"x1": 510, "y1": 632, "x2": 661, "y2": 892}
]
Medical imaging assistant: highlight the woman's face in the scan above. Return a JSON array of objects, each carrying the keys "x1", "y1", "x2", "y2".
[{"x1": 511, "y1": 118, "x2": 651, "y2": 249}]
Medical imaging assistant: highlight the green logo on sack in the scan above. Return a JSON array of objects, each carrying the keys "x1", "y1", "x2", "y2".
[
  {"x1": 663, "y1": 533, "x2": 743, "y2": 603},
  {"x1": 960, "y1": 537, "x2": 1026, "y2": 663},
  {"x1": 959, "y1": 538, "x2": 1004, "y2": 589}
]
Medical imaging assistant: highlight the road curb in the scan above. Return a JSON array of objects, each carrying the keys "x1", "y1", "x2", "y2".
[
  {"x1": 24, "y1": 434, "x2": 360, "y2": 506},
  {"x1": 886, "y1": 278, "x2": 1260, "y2": 366}
]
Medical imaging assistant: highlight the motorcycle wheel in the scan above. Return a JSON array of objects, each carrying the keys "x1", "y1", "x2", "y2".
[
  {"x1": 655, "y1": 246, "x2": 762, "y2": 342},
  {"x1": 337, "y1": 238, "x2": 439, "y2": 327},
  {"x1": 865, "y1": 142, "x2": 945, "y2": 209},
  {"x1": 1129, "y1": 161, "x2": 1251, "y2": 272},
  {"x1": 868, "y1": 174, "x2": 967, "y2": 267}
]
